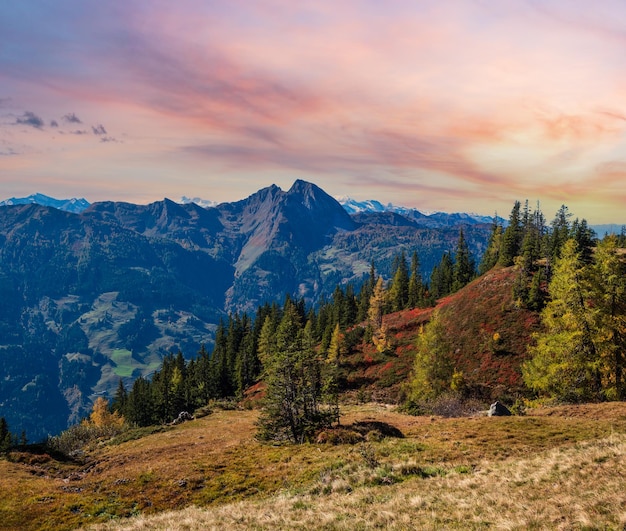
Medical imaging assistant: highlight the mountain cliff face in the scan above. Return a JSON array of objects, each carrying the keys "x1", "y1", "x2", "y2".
[{"x1": 0, "y1": 180, "x2": 491, "y2": 439}]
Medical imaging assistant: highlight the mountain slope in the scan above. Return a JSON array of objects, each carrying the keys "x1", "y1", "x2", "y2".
[{"x1": 340, "y1": 266, "x2": 540, "y2": 402}]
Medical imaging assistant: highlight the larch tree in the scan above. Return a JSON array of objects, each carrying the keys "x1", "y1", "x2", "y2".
[
  {"x1": 590, "y1": 235, "x2": 626, "y2": 399},
  {"x1": 408, "y1": 309, "x2": 455, "y2": 402},
  {"x1": 523, "y1": 239, "x2": 601, "y2": 401}
]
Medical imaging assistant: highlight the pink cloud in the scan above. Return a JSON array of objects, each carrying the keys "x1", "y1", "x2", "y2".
[{"x1": 2, "y1": 1, "x2": 626, "y2": 222}]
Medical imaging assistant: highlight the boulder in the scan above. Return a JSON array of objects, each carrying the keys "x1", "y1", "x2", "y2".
[
  {"x1": 488, "y1": 401, "x2": 512, "y2": 417},
  {"x1": 170, "y1": 411, "x2": 194, "y2": 425}
]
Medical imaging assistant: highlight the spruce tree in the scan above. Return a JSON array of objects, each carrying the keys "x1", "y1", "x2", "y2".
[
  {"x1": 408, "y1": 251, "x2": 426, "y2": 308},
  {"x1": 430, "y1": 253, "x2": 454, "y2": 299},
  {"x1": 257, "y1": 301, "x2": 337, "y2": 443},
  {"x1": 111, "y1": 379, "x2": 128, "y2": 416},
  {"x1": 498, "y1": 201, "x2": 522, "y2": 266},
  {"x1": 479, "y1": 215, "x2": 503, "y2": 274},
  {"x1": 389, "y1": 250, "x2": 409, "y2": 311},
  {"x1": 452, "y1": 228, "x2": 475, "y2": 292},
  {"x1": 0, "y1": 417, "x2": 12, "y2": 453}
]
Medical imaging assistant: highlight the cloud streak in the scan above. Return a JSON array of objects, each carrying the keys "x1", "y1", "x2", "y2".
[{"x1": 0, "y1": 0, "x2": 625, "y2": 222}]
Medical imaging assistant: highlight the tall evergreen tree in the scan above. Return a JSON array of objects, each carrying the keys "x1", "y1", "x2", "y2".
[
  {"x1": 389, "y1": 250, "x2": 410, "y2": 311},
  {"x1": 0, "y1": 417, "x2": 13, "y2": 453},
  {"x1": 498, "y1": 201, "x2": 522, "y2": 266},
  {"x1": 548, "y1": 204, "x2": 572, "y2": 263},
  {"x1": 257, "y1": 301, "x2": 337, "y2": 443},
  {"x1": 111, "y1": 378, "x2": 128, "y2": 416},
  {"x1": 430, "y1": 253, "x2": 454, "y2": 299},
  {"x1": 479, "y1": 215, "x2": 503, "y2": 274},
  {"x1": 408, "y1": 251, "x2": 426, "y2": 308},
  {"x1": 126, "y1": 376, "x2": 155, "y2": 426},
  {"x1": 571, "y1": 218, "x2": 595, "y2": 264},
  {"x1": 452, "y1": 228, "x2": 475, "y2": 292}
]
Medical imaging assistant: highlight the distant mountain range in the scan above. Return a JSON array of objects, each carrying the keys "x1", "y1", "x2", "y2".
[
  {"x1": 3, "y1": 193, "x2": 623, "y2": 236},
  {"x1": 0, "y1": 192, "x2": 499, "y2": 225},
  {"x1": 0, "y1": 193, "x2": 90, "y2": 213}
]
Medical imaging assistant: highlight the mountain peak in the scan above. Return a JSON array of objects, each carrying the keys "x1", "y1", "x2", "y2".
[{"x1": 0, "y1": 193, "x2": 90, "y2": 213}]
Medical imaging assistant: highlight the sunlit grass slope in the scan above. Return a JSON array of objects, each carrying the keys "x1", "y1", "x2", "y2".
[{"x1": 1, "y1": 403, "x2": 625, "y2": 530}]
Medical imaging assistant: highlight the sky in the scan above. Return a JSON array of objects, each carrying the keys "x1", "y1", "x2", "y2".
[{"x1": 1, "y1": 1, "x2": 626, "y2": 224}]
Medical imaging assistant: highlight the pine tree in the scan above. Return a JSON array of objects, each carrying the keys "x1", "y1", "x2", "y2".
[
  {"x1": 498, "y1": 201, "x2": 522, "y2": 266},
  {"x1": 571, "y1": 218, "x2": 595, "y2": 264},
  {"x1": 126, "y1": 376, "x2": 155, "y2": 426},
  {"x1": 452, "y1": 228, "x2": 475, "y2": 292},
  {"x1": 257, "y1": 302, "x2": 337, "y2": 443},
  {"x1": 389, "y1": 250, "x2": 410, "y2": 311},
  {"x1": 0, "y1": 417, "x2": 13, "y2": 453},
  {"x1": 479, "y1": 215, "x2": 503, "y2": 274},
  {"x1": 210, "y1": 319, "x2": 232, "y2": 398},
  {"x1": 548, "y1": 204, "x2": 572, "y2": 263},
  {"x1": 357, "y1": 262, "x2": 377, "y2": 322},
  {"x1": 430, "y1": 253, "x2": 454, "y2": 299},
  {"x1": 111, "y1": 378, "x2": 128, "y2": 416},
  {"x1": 235, "y1": 315, "x2": 261, "y2": 397},
  {"x1": 408, "y1": 251, "x2": 426, "y2": 308}
]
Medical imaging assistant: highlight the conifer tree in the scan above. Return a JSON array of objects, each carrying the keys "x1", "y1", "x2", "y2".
[
  {"x1": 257, "y1": 301, "x2": 337, "y2": 443},
  {"x1": 368, "y1": 276, "x2": 386, "y2": 331},
  {"x1": 452, "y1": 228, "x2": 475, "y2": 292},
  {"x1": 408, "y1": 251, "x2": 426, "y2": 308},
  {"x1": 389, "y1": 250, "x2": 410, "y2": 311},
  {"x1": 0, "y1": 417, "x2": 13, "y2": 453},
  {"x1": 548, "y1": 204, "x2": 572, "y2": 263},
  {"x1": 126, "y1": 376, "x2": 155, "y2": 426},
  {"x1": 590, "y1": 235, "x2": 626, "y2": 399},
  {"x1": 429, "y1": 253, "x2": 454, "y2": 299},
  {"x1": 408, "y1": 309, "x2": 454, "y2": 401},
  {"x1": 111, "y1": 378, "x2": 128, "y2": 416},
  {"x1": 479, "y1": 215, "x2": 503, "y2": 274},
  {"x1": 523, "y1": 239, "x2": 601, "y2": 401},
  {"x1": 571, "y1": 218, "x2": 595, "y2": 264},
  {"x1": 499, "y1": 201, "x2": 522, "y2": 266}
]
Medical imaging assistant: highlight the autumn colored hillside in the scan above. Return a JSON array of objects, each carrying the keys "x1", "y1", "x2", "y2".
[{"x1": 340, "y1": 265, "x2": 540, "y2": 403}]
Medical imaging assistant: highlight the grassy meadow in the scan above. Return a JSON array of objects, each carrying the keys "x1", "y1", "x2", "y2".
[{"x1": 1, "y1": 402, "x2": 625, "y2": 530}]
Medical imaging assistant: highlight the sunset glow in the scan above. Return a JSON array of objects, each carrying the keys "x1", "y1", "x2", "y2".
[{"x1": 1, "y1": 1, "x2": 626, "y2": 223}]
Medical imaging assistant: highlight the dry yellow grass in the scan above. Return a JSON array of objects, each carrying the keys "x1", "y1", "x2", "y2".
[
  {"x1": 1, "y1": 402, "x2": 626, "y2": 530},
  {"x1": 87, "y1": 433, "x2": 626, "y2": 530}
]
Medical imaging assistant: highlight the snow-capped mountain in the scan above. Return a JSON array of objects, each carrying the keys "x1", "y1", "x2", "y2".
[
  {"x1": 179, "y1": 196, "x2": 218, "y2": 209},
  {"x1": 0, "y1": 193, "x2": 90, "y2": 213},
  {"x1": 336, "y1": 196, "x2": 495, "y2": 225}
]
